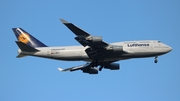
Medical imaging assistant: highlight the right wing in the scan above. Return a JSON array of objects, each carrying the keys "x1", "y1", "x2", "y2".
[
  {"x1": 60, "y1": 19, "x2": 109, "y2": 60},
  {"x1": 60, "y1": 19, "x2": 108, "y2": 48}
]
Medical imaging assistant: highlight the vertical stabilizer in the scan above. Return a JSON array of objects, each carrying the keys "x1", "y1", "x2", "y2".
[{"x1": 12, "y1": 28, "x2": 47, "y2": 47}]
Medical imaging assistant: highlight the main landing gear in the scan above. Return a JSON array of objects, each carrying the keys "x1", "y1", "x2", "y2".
[
  {"x1": 99, "y1": 66, "x2": 103, "y2": 71},
  {"x1": 93, "y1": 58, "x2": 105, "y2": 71},
  {"x1": 154, "y1": 56, "x2": 158, "y2": 63}
]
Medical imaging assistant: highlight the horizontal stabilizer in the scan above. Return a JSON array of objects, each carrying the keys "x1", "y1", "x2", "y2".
[
  {"x1": 16, "y1": 41, "x2": 39, "y2": 52},
  {"x1": 16, "y1": 54, "x2": 27, "y2": 58}
]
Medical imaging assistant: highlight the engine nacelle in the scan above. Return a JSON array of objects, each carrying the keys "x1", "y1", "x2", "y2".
[
  {"x1": 106, "y1": 45, "x2": 123, "y2": 52},
  {"x1": 104, "y1": 63, "x2": 120, "y2": 70},
  {"x1": 82, "y1": 67, "x2": 98, "y2": 74},
  {"x1": 86, "y1": 36, "x2": 102, "y2": 43}
]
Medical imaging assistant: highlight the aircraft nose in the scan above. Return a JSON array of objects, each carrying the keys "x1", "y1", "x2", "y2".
[
  {"x1": 168, "y1": 46, "x2": 172, "y2": 52},
  {"x1": 165, "y1": 45, "x2": 172, "y2": 53}
]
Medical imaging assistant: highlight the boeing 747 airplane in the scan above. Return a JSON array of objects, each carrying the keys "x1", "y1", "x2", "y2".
[{"x1": 13, "y1": 19, "x2": 172, "y2": 74}]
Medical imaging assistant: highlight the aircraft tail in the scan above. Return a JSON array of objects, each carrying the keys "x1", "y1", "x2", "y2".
[
  {"x1": 12, "y1": 28, "x2": 47, "y2": 48},
  {"x1": 15, "y1": 41, "x2": 39, "y2": 52}
]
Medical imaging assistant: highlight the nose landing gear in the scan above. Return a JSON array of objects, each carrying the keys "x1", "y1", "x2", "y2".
[{"x1": 154, "y1": 56, "x2": 158, "y2": 63}]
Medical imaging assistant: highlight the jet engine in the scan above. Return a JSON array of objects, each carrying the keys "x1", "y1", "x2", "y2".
[
  {"x1": 86, "y1": 36, "x2": 102, "y2": 43},
  {"x1": 106, "y1": 45, "x2": 123, "y2": 52},
  {"x1": 104, "y1": 63, "x2": 120, "y2": 70},
  {"x1": 82, "y1": 67, "x2": 98, "y2": 74}
]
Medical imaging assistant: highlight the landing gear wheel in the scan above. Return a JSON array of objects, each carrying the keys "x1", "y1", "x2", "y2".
[
  {"x1": 154, "y1": 56, "x2": 158, "y2": 63},
  {"x1": 99, "y1": 66, "x2": 103, "y2": 71},
  {"x1": 154, "y1": 59, "x2": 158, "y2": 63}
]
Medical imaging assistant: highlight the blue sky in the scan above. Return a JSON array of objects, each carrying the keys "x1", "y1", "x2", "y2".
[{"x1": 0, "y1": 0, "x2": 179, "y2": 101}]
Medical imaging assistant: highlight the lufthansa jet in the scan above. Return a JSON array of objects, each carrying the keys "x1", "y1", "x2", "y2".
[{"x1": 12, "y1": 19, "x2": 172, "y2": 74}]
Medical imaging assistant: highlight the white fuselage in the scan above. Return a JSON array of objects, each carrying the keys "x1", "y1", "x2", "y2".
[{"x1": 18, "y1": 40, "x2": 172, "y2": 62}]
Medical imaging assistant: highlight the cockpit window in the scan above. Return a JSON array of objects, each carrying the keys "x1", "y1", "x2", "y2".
[{"x1": 158, "y1": 41, "x2": 161, "y2": 43}]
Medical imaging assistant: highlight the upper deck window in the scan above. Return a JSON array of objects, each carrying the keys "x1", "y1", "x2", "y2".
[{"x1": 158, "y1": 41, "x2": 161, "y2": 43}]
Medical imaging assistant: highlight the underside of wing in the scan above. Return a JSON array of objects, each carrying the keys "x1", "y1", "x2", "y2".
[
  {"x1": 58, "y1": 62, "x2": 120, "y2": 74},
  {"x1": 60, "y1": 19, "x2": 108, "y2": 47},
  {"x1": 60, "y1": 19, "x2": 110, "y2": 59},
  {"x1": 58, "y1": 63, "x2": 99, "y2": 74},
  {"x1": 60, "y1": 19, "x2": 90, "y2": 37}
]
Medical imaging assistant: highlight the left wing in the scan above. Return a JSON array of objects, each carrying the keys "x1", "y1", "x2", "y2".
[{"x1": 58, "y1": 63, "x2": 98, "y2": 74}]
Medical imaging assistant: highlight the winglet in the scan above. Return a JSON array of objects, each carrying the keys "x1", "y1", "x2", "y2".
[
  {"x1": 58, "y1": 68, "x2": 64, "y2": 72},
  {"x1": 60, "y1": 19, "x2": 69, "y2": 24}
]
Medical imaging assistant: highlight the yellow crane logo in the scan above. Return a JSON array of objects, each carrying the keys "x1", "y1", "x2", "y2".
[{"x1": 18, "y1": 33, "x2": 30, "y2": 44}]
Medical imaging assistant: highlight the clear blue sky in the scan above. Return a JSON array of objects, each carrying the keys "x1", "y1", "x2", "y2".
[{"x1": 0, "y1": 0, "x2": 179, "y2": 101}]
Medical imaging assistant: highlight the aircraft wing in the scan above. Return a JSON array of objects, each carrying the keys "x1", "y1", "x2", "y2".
[
  {"x1": 58, "y1": 63, "x2": 91, "y2": 72},
  {"x1": 60, "y1": 19, "x2": 110, "y2": 60},
  {"x1": 60, "y1": 19, "x2": 108, "y2": 48},
  {"x1": 58, "y1": 63, "x2": 98, "y2": 74}
]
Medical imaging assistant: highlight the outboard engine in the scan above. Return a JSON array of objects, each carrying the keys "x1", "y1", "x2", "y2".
[
  {"x1": 86, "y1": 36, "x2": 102, "y2": 43},
  {"x1": 82, "y1": 67, "x2": 98, "y2": 74},
  {"x1": 104, "y1": 63, "x2": 120, "y2": 70}
]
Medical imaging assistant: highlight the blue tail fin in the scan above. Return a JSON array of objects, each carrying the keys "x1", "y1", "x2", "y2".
[{"x1": 12, "y1": 28, "x2": 47, "y2": 47}]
